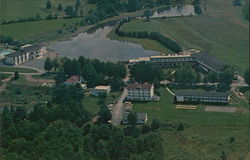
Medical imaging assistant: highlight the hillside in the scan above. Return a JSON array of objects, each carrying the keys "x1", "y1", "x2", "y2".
[{"x1": 110, "y1": 0, "x2": 249, "y2": 73}]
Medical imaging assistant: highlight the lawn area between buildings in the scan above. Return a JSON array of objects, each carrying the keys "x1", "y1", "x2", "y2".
[
  {"x1": 0, "y1": 73, "x2": 11, "y2": 81},
  {"x1": 133, "y1": 88, "x2": 249, "y2": 125},
  {"x1": 0, "y1": 66, "x2": 38, "y2": 73},
  {"x1": 112, "y1": 0, "x2": 249, "y2": 73}
]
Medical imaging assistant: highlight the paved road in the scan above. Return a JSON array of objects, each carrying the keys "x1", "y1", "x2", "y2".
[
  {"x1": 111, "y1": 65, "x2": 130, "y2": 125},
  {"x1": 230, "y1": 75, "x2": 248, "y2": 103}
]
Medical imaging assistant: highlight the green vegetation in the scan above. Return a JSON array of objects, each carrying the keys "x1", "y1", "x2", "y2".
[
  {"x1": 0, "y1": 75, "x2": 50, "y2": 108},
  {"x1": 113, "y1": 0, "x2": 249, "y2": 73},
  {"x1": 0, "y1": 66, "x2": 38, "y2": 73},
  {"x1": 31, "y1": 73, "x2": 56, "y2": 80},
  {"x1": 0, "y1": 73, "x2": 11, "y2": 81},
  {"x1": 133, "y1": 87, "x2": 249, "y2": 159}
]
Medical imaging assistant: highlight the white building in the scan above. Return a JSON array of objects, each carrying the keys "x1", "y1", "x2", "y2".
[
  {"x1": 92, "y1": 85, "x2": 111, "y2": 96},
  {"x1": 127, "y1": 83, "x2": 158, "y2": 101},
  {"x1": 5, "y1": 45, "x2": 46, "y2": 65}
]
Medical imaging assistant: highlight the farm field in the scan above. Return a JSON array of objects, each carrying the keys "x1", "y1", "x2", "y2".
[
  {"x1": 0, "y1": 0, "x2": 93, "y2": 22},
  {"x1": 0, "y1": 17, "x2": 84, "y2": 40},
  {"x1": 132, "y1": 88, "x2": 249, "y2": 159},
  {"x1": 112, "y1": 0, "x2": 249, "y2": 73}
]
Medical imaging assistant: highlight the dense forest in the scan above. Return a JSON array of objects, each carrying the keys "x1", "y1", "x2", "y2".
[
  {"x1": 44, "y1": 56, "x2": 126, "y2": 90},
  {"x1": 1, "y1": 85, "x2": 164, "y2": 160}
]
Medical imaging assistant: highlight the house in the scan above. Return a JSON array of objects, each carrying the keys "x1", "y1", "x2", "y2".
[
  {"x1": 64, "y1": 75, "x2": 83, "y2": 85},
  {"x1": 126, "y1": 83, "x2": 159, "y2": 101},
  {"x1": 122, "y1": 112, "x2": 148, "y2": 124},
  {"x1": 5, "y1": 45, "x2": 47, "y2": 65},
  {"x1": 92, "y1": 85, "x2": 111, "y2": 96},
  {"x1": 175, "y1": 90, "x2": 230, "y2": 104}
]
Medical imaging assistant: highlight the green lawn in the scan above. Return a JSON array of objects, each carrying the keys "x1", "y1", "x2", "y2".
[
  {"x1": 115, "y1": 0, "x2": 249, "y2": 73},
  {"x1": 0, "y1": 73, "x2": 11, "y2": 80},
  {"x1": 32, "y1": 73, "x2": 56, "y2": 80},
  {"x1": 0, "y1": 0, "x2": 93, "y2": 22},
  {"x1": 0, "y1": 17, "x2": 83, "y2": 40},
  {"x1": 133, "y1": 88, "x2": 248, "y2": 125},
  {"x1": 0, "y1": 66, "x2": 38, "y2": 73}
]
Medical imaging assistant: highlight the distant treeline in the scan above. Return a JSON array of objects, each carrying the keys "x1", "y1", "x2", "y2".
[{"x1": 115, "y1": 20, "x2": 182, "y2": 53}]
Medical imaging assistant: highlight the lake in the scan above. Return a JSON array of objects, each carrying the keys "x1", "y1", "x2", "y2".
[
  {"x1": 151, "y1": 5, "x2": 196, "y2": 18},
  {"x1": 48, "y1": 26, "x2": 159, "y2": 62}
]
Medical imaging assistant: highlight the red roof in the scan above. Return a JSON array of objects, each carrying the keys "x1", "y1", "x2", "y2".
[
  {"x1": 126, "y1": 83, "x2": 152, "y2": 91},
  {"x1": 65, "y1": 75, "x2": 81, "y2": 84}
]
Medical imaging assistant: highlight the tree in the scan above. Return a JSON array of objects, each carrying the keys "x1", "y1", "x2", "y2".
[
  {"x1": 151, "y1": 119, "x2": 160, "y2": 130},
  {"x1": 80, "y1": 9, "x2": 84, "y2": 16},
  {"x1": 58, "y1": 3, "x2": 63, "y2": 11},
  {"x1": 244, "y1": 68, "x2": 250, "y2": 85},
  {"x1": 52, "y1": 58, "x2": 59, "y2": 72},
  {"x1": 144, "y1": 10, "x2": 153, "y2": 20},
  {"x1": 14, "y1": 106, "x2": 27, "y2": 121},
  {"x1": 111, "y1": 77, "x2": 124, "y2": 91},
  {"x1": 127, "y1": 112, "x2": 138, "y2": 125},
  {"x1": 64, "y1": 5, "x2": 76, "y2": 17},
  {"x1": 46, "y1": 14, "x2": 53, "y2": 20},
  {"x1": 14, "y1": 71, "x2": 19, "y2": 80},
  {"x1": 97, "y1": 108, "x2": 112, "y2": 124},
  {"x1": 44, "y1": 57, "x2": 53, "y2": 71},
  {"x1": 130, "y1": 62, "x2": 164, "y2": 83},
  {"x1": 75, "y1": 0, "x2": 81, "y2": 7},
  {"x1": 46, "y1": 0, "x2": 52, "y2": 9}
]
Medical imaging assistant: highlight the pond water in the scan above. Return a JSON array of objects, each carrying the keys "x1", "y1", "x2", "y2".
[
  {"x1": 151, "y1": 5, "x2": 195, "y2": 18},
  {"x1": 48, "y1": 27, "x2": 159, "y2": 62}
]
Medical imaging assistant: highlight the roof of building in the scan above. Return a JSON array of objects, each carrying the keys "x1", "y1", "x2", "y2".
[
  {"x1": 129, "y1": 57, "x2": 150, "y2": 63},
  {"x1": 122, "y1": 112, "x2": 147, "y2": 121},
  {"x1": 175, "y1": 90, "x2": 229, "y2": 98},
  {"x1": 94, "y1": 85, "x2": 111, "y2": 91},
  {"x1": 127, "y1": 83, "x2": 153, "y2": 91},
  {"x1": 65, "y1": 75, "x2": 81, "y2": 84},
  {"x1": 5, "y1": 44, "x2": 43, "y2": 57},
  {"x1": 150, "y1": 54, "x2": 191, "y2": 59},
  {"x1": 191, "y1": 51, "x2": 226, "y2": 71}
]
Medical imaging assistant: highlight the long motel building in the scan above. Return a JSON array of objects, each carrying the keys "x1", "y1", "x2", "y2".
[{"x1": 128, "y1": 51, "x2": 226, "y2": 72}]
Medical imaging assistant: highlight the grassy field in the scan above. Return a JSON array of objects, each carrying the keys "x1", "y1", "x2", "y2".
[
  {"x1": 0, "y1": 73, "x2": 11, "y2": 80},
  {"x1": 132, "y1": 88, "x2": 249, "y2": 159},
  {"x1": 0, "y1": 66, "x2": 38, "y2": 73},
  {"x1": 113, "y1": 0, "x2": 249, "y2": 73},
  {"x1": 0, "y1": 75, "x2": 50, "y2": 109},
  {"x1": 0, "y1": 0, "x2": 93, "y2": 22},
  {"x1": 32, "y1": 73, "x2": 56, "y2": 80},
  {"x1": 0, "y1": 17, "x2": 83, "y2": 40}
]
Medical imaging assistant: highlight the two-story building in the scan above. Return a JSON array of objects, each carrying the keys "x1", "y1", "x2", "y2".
[
  {"x1": 126, "y1": 83, "x2": 159, "y2": 101},
  {"x1": 5, "y1": 45, "x2": 47, "y2": 65},
  {"x1": 92, "y1": 85, "x2": 111, "y2": 96},
  {"x1": 175, "y1": 90, "x2": 230, "y2": 104},
  {"x1": 122, "y1": 112, "x2": 148, "y2": 124}
]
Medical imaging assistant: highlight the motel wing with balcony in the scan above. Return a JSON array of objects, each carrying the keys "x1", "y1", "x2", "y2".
[
  {"x1": 175, "y1": 90, "x2": 230, "y2": 104},
  {"x1": 128, "y1": 51, "x2": 226, "y2": 72}
]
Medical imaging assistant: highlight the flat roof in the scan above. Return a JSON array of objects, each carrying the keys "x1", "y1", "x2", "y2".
[
  {"x1": 150, "y1": 54, "x2": 191, "y2": 59},
  {"x1": 176, "y1": 90, "x2": 229, "y2": 98},
  {"x1": 95, "y1": 85, "x2": 111, "y2": 90}
]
